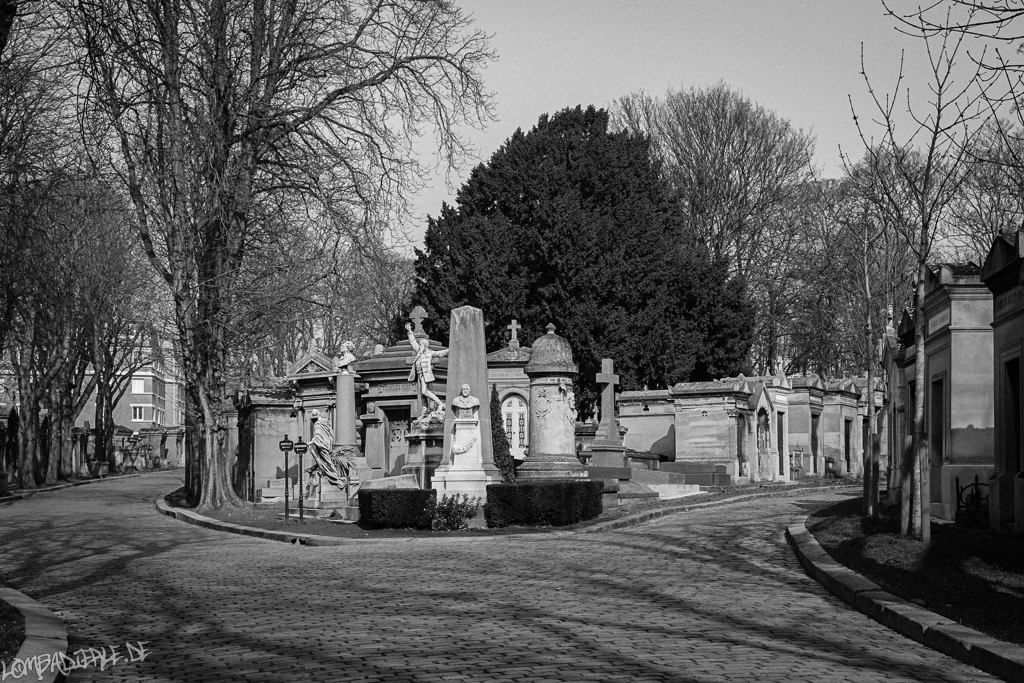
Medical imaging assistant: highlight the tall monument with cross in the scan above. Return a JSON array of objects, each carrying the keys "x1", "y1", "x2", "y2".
[{"x1": 582, "y1": 358, "x2": 628, "y2": 467}]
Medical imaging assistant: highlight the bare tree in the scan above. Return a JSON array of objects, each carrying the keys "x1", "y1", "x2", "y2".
[
  {"x1": 69, "y1": 0, "x2": 494, "y2": 508},
  {"x1": 612, "y1": 83, "x2": 815, "y2": 278},
  {"x1": 612, "y1": 83, "x2": 816, "y2": 374},
  {"x1": 851, "y1": 23, "x2": 986, "y2": 540}
]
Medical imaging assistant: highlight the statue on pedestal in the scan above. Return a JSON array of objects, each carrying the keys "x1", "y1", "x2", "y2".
[
  {"x1": 449, "y1": 384, "x2": 481, "y2": 467},
  {"x1": 306, "y1": 409, "x2": 358, "y2": 497},
  {"x1": 407, "y1": 322, "x2": 449, "y2": 419},
  {"x1": 334, "y1": 340, "x2": 357, "y2": 373}
]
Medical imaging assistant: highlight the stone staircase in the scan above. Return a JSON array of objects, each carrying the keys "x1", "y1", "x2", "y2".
[{"x1": 589, "y1": 465, "x2": 702, "y2": 507}]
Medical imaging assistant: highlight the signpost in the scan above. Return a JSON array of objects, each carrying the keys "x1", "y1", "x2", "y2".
[
  {"x1": 293, "y1": 437, "x2": 308, "y2": 523},
  {"x1": 278, "y1": 435, "x2": 294, "y2": 520}
]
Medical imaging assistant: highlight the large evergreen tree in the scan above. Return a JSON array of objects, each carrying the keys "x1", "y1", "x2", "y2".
[{"x1": 414, "y1": 106, "x2": 752, "y2": 415}]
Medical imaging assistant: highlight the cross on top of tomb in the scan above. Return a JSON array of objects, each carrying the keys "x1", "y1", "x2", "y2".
[
  {"x1": 596, "y1": 358, "x2": 620, "y2": 441},
  {"x1": 409, "y1": 306, "x2": 428, "y2": 337},
  {"x1": 507, "y1": 319, "x2": 521, "y2": 348}
]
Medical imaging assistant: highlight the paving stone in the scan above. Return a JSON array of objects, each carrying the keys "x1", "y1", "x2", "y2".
[{"x1": 0, "y1": 473, "x2": 1003, "y2": 682}]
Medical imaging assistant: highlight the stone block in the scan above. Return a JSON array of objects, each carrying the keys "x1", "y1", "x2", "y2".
[
  {"x1": 874, "y1": 602, "x2": 954, "y2": 642},
  {"x1": 361, "y1": 474, "x2": 420, "y2": 490},
  {"x1": 971, "y1": 639, "x2": 1024, "y2": 681},
  {"x1": 922, "y1": 623, "x2": 988, "y2": 662},
  {"x1": 586, "y1": 466, "x2": 632, "y2": 481},
  {"x1": 628, "y1": 469, "x2": 687, "y2": 485},
  {"x1": 852, "y1": 589, "x2": 907, "y2": 620}
]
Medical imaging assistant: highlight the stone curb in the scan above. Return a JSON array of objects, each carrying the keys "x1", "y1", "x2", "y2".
[
  {"x1": 0, "y1": 585, "x2": 68, "y2": 683},
  {"x1": 0, "y1": 473, "x2": 145, "y2": 504},
  {"x1": 579, "y1": 483, "x2": 862, "y2": 534},
  {"x1": 155, "y1": 483, "x2": 861, "y2": 547},
  {"x1": 786, "y1": 516, "x2": 1024, "y2": 682}
]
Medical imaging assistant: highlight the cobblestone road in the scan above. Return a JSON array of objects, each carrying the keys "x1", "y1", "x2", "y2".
[{"x1": 0, "y1": 472, "x2": 999, "y2": 682}]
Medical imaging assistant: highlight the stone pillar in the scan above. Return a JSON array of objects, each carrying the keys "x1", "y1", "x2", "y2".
[
  {"x1": 335, "y1": 369, "x2": 372, "y2": 488},
  {"x1": 335, "y1": 372, "x2": 358, "y2": 448},
  {"x1": 518, "y1": 324, "x2": 586, "y2": 480}
]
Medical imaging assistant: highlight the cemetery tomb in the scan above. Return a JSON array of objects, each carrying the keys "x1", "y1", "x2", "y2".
[
  {"x1": 982, "y1": 233, "x2": 1024, "y2": 532},
  {"x1": 789, "y1": 375, "x2": 826, "y2": 478},
  {"x1": 354, "y1": 306, "x2": 448, "y2": 484},
  {"x1": 920, "y1": 263, "x2": 994, "y2": 522},
  {"x1": 486, "y1": 319, "x2": 532, "y2": 464}
]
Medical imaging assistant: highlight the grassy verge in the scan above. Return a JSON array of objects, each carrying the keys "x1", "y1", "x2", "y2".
[
  {"x1": 0, "y1": 598, "x2": 25, "y2": 668},
  {"x1": 808, "y1": 497, "x2": 1024, "y2": 647}
]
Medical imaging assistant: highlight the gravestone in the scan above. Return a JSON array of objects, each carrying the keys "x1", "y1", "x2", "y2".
[{"x1": 582, "y1": 358, "x2": 628, "y2": 467}]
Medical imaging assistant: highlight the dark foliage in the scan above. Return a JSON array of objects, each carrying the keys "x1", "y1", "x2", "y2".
[
  {"x1": 490, "y1": 385, "x2": 515, "y2": 483},
  {"x1": 358, "y1": 489, "x2": 436, "y2": 530},
  {"x1": 0, "y1": 597, "x2": 23, "y2": 667},
  {"x1": 414, "y1": 106, "x2": 752, "y2": 415},
  {"x1": 485, "y1": 480, "x2": 603, "y2": 527}
]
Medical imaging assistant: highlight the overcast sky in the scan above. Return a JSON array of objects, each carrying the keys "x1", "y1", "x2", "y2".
[{"x1": 405, "y1": 1, "x2": 937, "y2": 248}]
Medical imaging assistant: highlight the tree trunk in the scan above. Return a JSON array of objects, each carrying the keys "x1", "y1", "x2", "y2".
[
  {"x1": 911, "y1": 262, "x2": 930, "y2": 542},
  {"x1": 863, "y1": 249, "x2": 878, "y2": 517},
  {"x1": 59, "y1": 414, "x2": 75, "y2": 479}
]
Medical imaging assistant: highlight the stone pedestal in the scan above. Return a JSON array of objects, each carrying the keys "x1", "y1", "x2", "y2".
[
  {"x1": 434, "y1": 417, "x2": 499, "y2": 500},
  {"x1": 582, "y1": 443, "x2": 627, "y2": 468},
  {"x1": 403, "y1": 421, "x2": 444, "y2": 488}
]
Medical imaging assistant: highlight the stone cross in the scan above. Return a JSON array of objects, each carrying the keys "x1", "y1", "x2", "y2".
[
  {"x1": 596, "y1": 358, "x2": 619, "y2": 441},
  {"x1": 409, "y1": 306, "x2": 428, "y2": 337},
  {"x1": 507, "y1": 319, "x2": 521, "y2": 348}
]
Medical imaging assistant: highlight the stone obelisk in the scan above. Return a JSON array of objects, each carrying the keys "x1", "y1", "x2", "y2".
[{"x1": 434, "y1": 305, "x2": 499, "y2": 498}]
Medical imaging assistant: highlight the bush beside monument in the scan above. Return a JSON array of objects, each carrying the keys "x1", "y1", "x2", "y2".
[{"x1": 484, "y1": 481, "x2": 603, "y2": 528}]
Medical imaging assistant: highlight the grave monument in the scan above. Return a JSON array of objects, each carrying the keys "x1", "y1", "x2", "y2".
[
  {"x1": 517, "y1": 324, "x2": 586, "y2": 480},
  {"x1": 433, "y1": 306, "x2": 500, "y2": 498}
]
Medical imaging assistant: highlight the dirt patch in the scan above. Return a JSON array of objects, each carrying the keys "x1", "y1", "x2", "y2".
[
  {"x1": 0, "y1": 598, "x2": 25, "y2": 668},
  {"x1": 808, "y1": 497, "x2": 1024, "y2": 647},
  {"x1": 165, "y1": 480, "x2": 853, "y2": 539}
]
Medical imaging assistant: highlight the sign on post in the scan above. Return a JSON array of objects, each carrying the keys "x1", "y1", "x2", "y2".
[
  {"x1": 279, "y1": 436, "x2": 294, "y2": 520},
  {"x1": 294, "y1": 437, "x2": 308, "y2": 522}
]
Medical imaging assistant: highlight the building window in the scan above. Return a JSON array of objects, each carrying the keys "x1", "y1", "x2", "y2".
[
  {"x1": 132, "y1": 406, "x2": 145, "y2": 422},
  {"x1": 132, "y1": 379, "x2": 144, "y2": 394},
  {"x1": 844, "y1": 419, "x2": 853, "y2": 472},
  {"x1": 931, "y1": 378, "x2": 944, "y2": 464},
  {"x1": 777, "y1": 412, "x2": 785, "y2": 475},
  {"x1": 811, "y1": 413, "x2": 820, "y2": 473}
]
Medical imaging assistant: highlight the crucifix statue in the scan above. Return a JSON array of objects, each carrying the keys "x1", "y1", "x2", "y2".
[
  {"x1": 507, "y1": 319, "x2": 521, "y2": 348},
  {"x1": 595, "y1": 358, "x2": 620, "y2": 443}
]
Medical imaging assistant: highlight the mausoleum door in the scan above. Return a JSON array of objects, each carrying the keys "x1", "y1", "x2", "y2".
[
  {"x1": 384, "y1": 408, "x2": 411, "y2": 476},
  {"x1": 501, "y1": 395, "x2": 529, "y2": 460}
]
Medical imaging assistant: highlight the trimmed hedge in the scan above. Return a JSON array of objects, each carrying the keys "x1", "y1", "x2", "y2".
[
  {"x1": 358, "y1": 489, "x2": 436, "y2": 530},
  {"x1": 485, "y1": 480, "x2": 603, "y2": 528}
]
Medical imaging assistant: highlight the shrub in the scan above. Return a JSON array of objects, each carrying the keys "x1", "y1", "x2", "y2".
[
  {"x1": 490, "y1": 385, "x2": 516, "y2": 483},
  {"x1": 485, "y1": 480, "x2": 603, "y2": 528},
  {"x1": 358, "y1": 489, "x2": 436, "y2": 530},
  {"x1": 432, "y1": 493, "x2": 481, "y2": 531}
]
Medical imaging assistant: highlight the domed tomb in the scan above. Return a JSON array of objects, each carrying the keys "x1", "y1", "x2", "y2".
[{"x1": 517, "y1": 324, "x2": 586, "y2": 480}]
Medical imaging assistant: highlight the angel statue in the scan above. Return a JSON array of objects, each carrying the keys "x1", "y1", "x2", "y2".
[{"x1": 305, "y1": 409, "x2": 358, "y2": 498}]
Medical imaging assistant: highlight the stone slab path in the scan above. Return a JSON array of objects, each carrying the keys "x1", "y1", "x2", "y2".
[{"x1": 0, "y1": 472, "x2": 1000, "y2": 682}]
